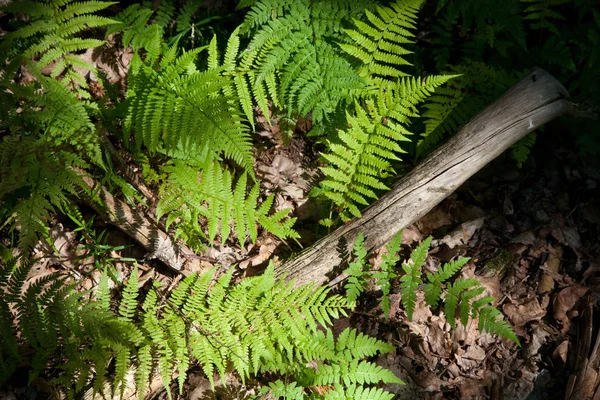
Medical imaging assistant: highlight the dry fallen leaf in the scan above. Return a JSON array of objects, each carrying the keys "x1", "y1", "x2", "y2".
[
  {"x1": 553, "y1": 285, "x2": 589, "y2": 333},
  {"x1": 431, "y1": 218, "x2": 485, "y2": 249},
  {"x1": 503, "y1": 296, "x2": 549, "y2": 331}
]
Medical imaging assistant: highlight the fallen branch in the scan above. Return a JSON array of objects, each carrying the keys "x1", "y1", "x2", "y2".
[
  {"x1": 79, "y1": 173, "x2": 207, "y2": 275},
  {"x1": 275, "y1": 68, "x2": 571, "y2": 287}
]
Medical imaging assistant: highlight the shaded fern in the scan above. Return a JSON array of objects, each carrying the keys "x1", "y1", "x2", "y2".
[{"x1": 344, "y1": 233, "x2": 519, "y2": 345}]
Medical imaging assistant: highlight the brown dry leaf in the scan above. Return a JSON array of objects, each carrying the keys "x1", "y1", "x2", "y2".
[
  {"x1": 526, "y1": 323, "x2": 552, "y2": 359},
  {"x1": 415, "y1": 206, "x2": 453, "y2": 235},
  {"x1": 395, "y1": 292, "x2": 433, "y2": 338},
  {"x1": 238, "y1": 238, "x2": 278, "y2": 270},
  {"x1": 503, "y1": 296, "x2": 549, "y2": 331},
  {"x1": 455, "y1": 344, "x2": 486, "y2": 372},
  {"x1": 425, "y1": 317, "x2": 450, "y2": 357},
  {"x1": 258, "y1": 155, "x2": 310, "y2": 206},
  {"x1": 510, "y1": 231, "x2": 537, "y2": 246},
  {"x1": 538, "y1": 244, "x2": 563, "y2": 294},
  {"x1": 400, "y1": 225, "x2": 423, "y2": 246},
  {"x1": 553, "y1": 339, "x2": 569, "y2": 364},
  {"x1": 431, "y1": 218, "x2": 485, "y2": 249},
  {"x1": 553, "y1": 285, "x2": 588, "y2": 333},
  {"x1": 463, "y1": 265, "x2": 502, "y2": 302}
]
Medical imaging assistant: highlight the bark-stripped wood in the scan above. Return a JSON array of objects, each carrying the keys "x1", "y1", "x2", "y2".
[
  {"x1": 79, "y1": 174, "x2": 204, "y2": 275},
  {"x1": 275, "y1": 68, "x2": 571, "y2": 287}
]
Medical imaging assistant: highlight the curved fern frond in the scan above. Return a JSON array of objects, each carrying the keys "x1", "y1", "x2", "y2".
[
  {"x1": 374, "y1": 231, "x2": 402, "y2": 318},
  {"x1": 343, "y1": 232, "x2": 368, "y2": 302},
  {"x1": 521, "y1": 0, "x2": 570, "y2": 34},
  {"x1": 125, "y1": 46, "x2": 254, "y2": 172},
  {"x1": 237, "y1": 0, "x2": 374, "y2": 125},
  {"x1": 318, "y1": 2, "x2": 456, "y2": 220},
  {"x1": 399, "y1": 236, "x2": 430, "y2": 320},
  {"x1": 424, "y1": 256, "x2": 470, "y2": 307}
]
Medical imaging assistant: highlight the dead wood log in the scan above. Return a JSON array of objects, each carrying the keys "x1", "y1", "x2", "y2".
[{"x1": 275, "y1": 68, "x2": 571, "y2": 287}]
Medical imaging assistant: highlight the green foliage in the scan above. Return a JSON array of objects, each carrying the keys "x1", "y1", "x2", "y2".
[
  {"x1": 0, "y1": 80, "x2": 95, "y2": 253},
  {"x1": 417, "y1": 62, "x2": 519, "y2": 157},
  {"x1": 338, "y1": 0, "x2": 422, "y2": 83},
  {"x1": 0, "y1": 257, "x2": 401, "y2": 398},
  {"x1": 343, "y1": 232, "x2": 369, "y2": 302},
  {"x1": 0, "y1": 0, "x2": 118, "y2": 94},
  {"x1": 156, "y1": 162, "x2": 298, "y2": 248},
  {"x1": 398, "y1": 235, "x2": 430, "y2": 320},
  {"x1": 125, "y1": 42, "x2": 253, "y2": 171},
  {"x1": 237, "y1": 0, "x2": 373, "y2": 126},
  {"x1": 521, "y1": 0, "x2": 571, "y2": 34},
  {"x1": 344, "y1": 232, "x2": 520, "y2": 345},
  {"x1": 417, "y1": 0, "x2": 599, "y2": 160},
  {"x1": 314, "y1": 0, "x2": 456, "y2": 221},
  {"x1": 257, "y1": 327, "x2": 399, "y2": 399},
  {"x1": 344, "y1": 231, "x2": 403, "y2": 319},
  {"x1": 0, "y1": 0, "x2": 113, "y2": 253}
]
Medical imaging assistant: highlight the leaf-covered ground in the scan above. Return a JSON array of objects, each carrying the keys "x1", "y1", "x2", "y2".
[
  {"x1": 3, "y1": 107, "x2": 598, "y2": 399},
  {"x1": 1, "y1": 3, "x2": 599, "y2": 398}
]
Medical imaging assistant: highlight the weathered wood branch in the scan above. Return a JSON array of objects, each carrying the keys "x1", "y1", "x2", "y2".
[
  {"x1": 79, "y1": 173, "x2": 206, "y2": 275},
  {"x1": 275, "y1": 68, "x2": 571, "y2": 287}
]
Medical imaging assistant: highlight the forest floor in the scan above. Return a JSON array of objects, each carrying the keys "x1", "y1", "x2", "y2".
[
  {"x1": 1, "y1": 22, "x2": 598, "y2": 398},
  {"x1": 5, "y1": 120, "x2": 598, "y2": 400}
]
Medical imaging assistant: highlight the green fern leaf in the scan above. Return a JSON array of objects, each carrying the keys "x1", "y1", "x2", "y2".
[{"x1": 424, "y1": 256, "x2": 470, "y2": 307}]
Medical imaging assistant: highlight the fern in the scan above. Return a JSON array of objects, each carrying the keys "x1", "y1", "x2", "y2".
[
  {"x1": 316, "y1": 0, "x2": 456, "y2": 221},
  {"x1": 521, "y1": 0, "x2": 571, "y2": 34},
  {"x1": 511, "y1": 132, "x2": 537, "y2": 168},
  {"x1": 125, "y1": 42, "x2": 254, "y2": 171},
  {"x1": 417, "y1": 62, "x2": 519, "y2": 158},
  {"x1": 344, "y1": 233, "x2": 519, "y2": 345},
  {"x1": 338, "y1": 0, "x2": 422, "y2": 84},
  {"x1": 424, "y1": 256, "x2": 470, "y2": 307},
  {"x1": 374, "y1": 231, "x2": 403, "y2": 318},
  {"x1": 0, "y1": 1, "x2": 112, "y2": 253},
  {"x1": 237, "y1": 0, "x2": 373, "y2": 126},
  {"x1": 258, "y1": 327, "x2": 399, "y2": 399},
  {"x1": 0, "y1": 0, "x2": 118, "y2": 93},
  {"x1": 106, "y1": 4, "x2": 164, "y2": 56},
  {"x1": 343, "y1": 232, "x2": 369, "y2": 302},
  {"x1": 399, "y1": 236, "x2": 430, "y2": 320},
  {"x1": 1, "y1": 256, "x2": 400, "y2": 398},
  {"x1": 156, "y1": 162, "x2": 298, "y2": 248}
]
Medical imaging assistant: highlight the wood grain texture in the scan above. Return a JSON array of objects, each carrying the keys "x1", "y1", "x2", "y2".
[{"x1": 276, "y1": 68, "x2": 571, "y2": 287}]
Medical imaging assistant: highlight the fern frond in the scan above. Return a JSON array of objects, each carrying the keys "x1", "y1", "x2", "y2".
[
  {"x1": 335, "y1": 328, "x2": 395, "y2": 360},
  {"x1": 399, "y1": 236, "x2": 430, "y2": 320},
  {"x1": 477, "y1": 305, "x2": 520, "y2": 344},
  {"x1": 339, "y1": 0, "x2": 424, "y2": 82},
  {"x1": 1, "y1": 0, "x2": 118, "y2": 89},
  {"x1": 511, "y1": 132, "x2": 537, "y2": 167},
  {"x1": 313, "y1": 359, "x2": 402, "y2": 386},
  {"x1": 374, "y1": 231, "x2": 402, "y2": 318},
  {"x1": 323, "y1": 384, "x2": 396, "y2": 400},
  {"x1": 118, "y1": 266, "x2": 139, "y2": 321},
  {"x1": 237, "y1": 0, "x2": 374, "y2": 125},
  {"x1": 125, "y1": 47, "x2": 254, "y2": 171},
  {"x1": 343, "y1": 232, "x2": 368, "y2": 302},
  {"x1": 424, "y1": 256, "x2": 470, "y2": 307},
  {"x1": 318, "y1": 73, "x2": 454, "y2": 220},
  {"x1": 417, "y1": 63, "x2": 517, "y2": 158},
  {"x1": 521, "y1": 0, "x2": 570, "y2": 34},
  {"x1": 443, "y1": 278, "x2": 480, "y2": 329},
  {"x1": 157, "y1": 162, "x2": 297, "y2": 248}
]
